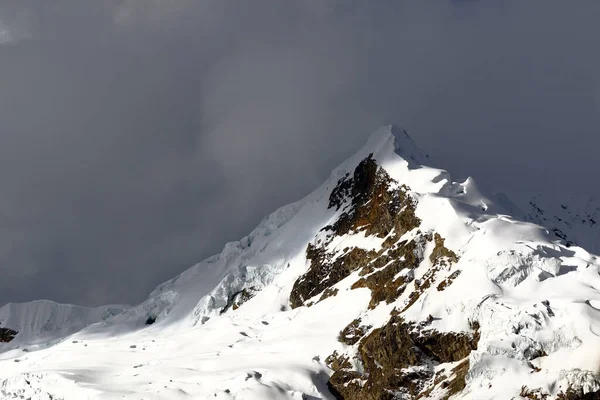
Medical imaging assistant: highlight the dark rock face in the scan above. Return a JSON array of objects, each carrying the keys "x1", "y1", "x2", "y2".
[
  {"x1": 521, "y1": 386, "x2": 600, "y2": 400},
  {"x1": 521, "y1": 386, "x2": 551, "y2": 399},
  {"x1": 319, "y1": 287, "x2": 339, "y2": 303},
  {"x1": 338, "y1": 318, "x2": 372, "y2": 346},
  {"x1": 442, "y1": 359, "x2": 471, "y2": 399},
  {"x1": 558, "y1": 389, "x2": 600, "y2": 400},
  {"x1": 351, "y1": 237, "x2": 425, "y2": 309},
  {"x1": 328, "y1": 316, "x2": 479, "y2": 400},
  {"x1": 0, "y1": 327, "x2": 18, "y2": 343},
  {"x1": 325, "y1": 351, "x2": 352, "y2": 372},
  {"x1": 290, "y1": 155, "x2": 421, "y2": 309},
  {"x1": 351, "y1": 232, "x2": 460, "y2": 312},
  {"x1": 290, "y1": 245, "x2": 375, "y2": 309},
  {"x1": 327, "y1": 154, "x2": 420, "y2": 239},
  {"x1": 430, "y1": 234, "x2": 459, "y2": 266}
]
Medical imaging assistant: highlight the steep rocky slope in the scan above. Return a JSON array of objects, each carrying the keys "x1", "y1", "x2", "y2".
[{"x1": 1, "y1": 125, "x2": 599, "y2": 399}]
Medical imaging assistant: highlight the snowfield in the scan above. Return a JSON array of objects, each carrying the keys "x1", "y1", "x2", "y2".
[{"x1": 1, "y1": 125, "x2": 599, "y2": 399}]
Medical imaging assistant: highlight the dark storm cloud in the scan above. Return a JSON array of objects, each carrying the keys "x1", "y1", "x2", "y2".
[{"x1": 0, "y1": 1, "x2": 598, "y2": 306}]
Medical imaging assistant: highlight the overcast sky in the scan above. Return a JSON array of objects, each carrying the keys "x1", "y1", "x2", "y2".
[{"x1": 0, "y1": 1, "x2": 598, "y2": 307}]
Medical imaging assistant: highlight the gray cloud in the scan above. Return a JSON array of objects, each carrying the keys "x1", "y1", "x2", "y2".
[{"x1": 0, "y1": 1, "x2": 598, "y2": 306}]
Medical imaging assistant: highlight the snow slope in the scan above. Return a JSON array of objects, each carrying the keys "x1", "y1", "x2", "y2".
[
  {"x1": 1, "y1": 125, "x2": 600, "y2": 399},
  {"x1": 0, "y1": 300, "x2": 125, "y2": 351},
  {"x1": 523, "y1": 194, "x2": 600, "y2": 254}
]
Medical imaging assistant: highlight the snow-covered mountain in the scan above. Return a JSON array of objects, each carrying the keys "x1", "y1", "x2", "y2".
[{"x1": 1, "y1": 125, "x2": 600, "y2": 399}]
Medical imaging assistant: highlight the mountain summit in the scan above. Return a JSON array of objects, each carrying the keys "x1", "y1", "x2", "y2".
[{"x1": 1, "y1": 126, "x2": 600, "y2": 399}]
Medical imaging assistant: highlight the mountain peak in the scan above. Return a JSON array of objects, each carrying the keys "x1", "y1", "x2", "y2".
[
  {"x1": 362, "y1": 124, "x2": 428, "y2": 167},
  {"x1": 389, "y1": 124, "x2": 429, "y2": 164}
]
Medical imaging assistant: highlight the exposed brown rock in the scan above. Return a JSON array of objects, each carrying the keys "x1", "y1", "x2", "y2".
[
  {"x1": 327, "y1": 370, "x2": 368, "y2": 400},
  {"x1": 437, "y1": 270, "x2": 461, "y2": 291},
  {"x1": 519, "y1": 385, "x2": 600, "y2": 400},
  {"x1": 520, "y1": 386, "x2": 550, "y2": 400},
  {"x1": 527, "y1": 362, "x2": 542, "y2": 373},
  {"x1": 328, "y1": 368, "x2": 431, "y2": 400},
  {"x1": 318, "y1": 287, "x2": 339, "y2": 303},
  {"x1": 325, "y1": 350, "x2": 352, "y2": 371},
  {"x1": 400, "y1": 237, "x2": 461, "y2": 313},
  {"x1": 353, "y1": 238, "x2": 436, "y2": 309},
  {"x1": 327, "y1": 154, "x2": 420, "y2": 239},
  {"x1": 558, "y1": 388, "x2": 600, "y2": 400},
  {"x1": 358, "y1": 317, "x2": 421, "y2": 373},
  {"x1": 359, "y1": 316, "x2": 477, "y2": 367},
  {"x1": 328, "y1": 315, "x2": 480, "y2": 400},
  {"x1": 442, "y1": 359, "x2": 470, "y2": 400},
  {"x1": 290, "y1": 155, "x2": 423, "y2": 309},
  {"x1": 221, "y1": 287, "x2": 256, "y2": 314},
  {"x1": 232, "y1": 289, "x2": 253, "y2": 311},
  {"x1": 0, "y1": 327, "x2": 18, "y2": 343},
  {"x1": 289, "y1": 155, "x2": 472, "y2": 398},
  {"x1": 338, "y1": 318, "x2": 371, "y2": 346},
  {"x1": 290, "y1": 246, "x2": 374, "y2": 309},
  {"x1": 329, "y1": 172, "x2": 354, "y2": 211},
  {"x1": 430, "y1": 233, "x2": 458, "y2": 266},
  {"x1": 410, "y1": 328, "x2": 478, "y2": 363},
  {"x1": 415, "y1": 369, "x2": 449, "y2": 400},
  {"x1": 352, "y1": 237, "x2": 424, "y2": 309}
]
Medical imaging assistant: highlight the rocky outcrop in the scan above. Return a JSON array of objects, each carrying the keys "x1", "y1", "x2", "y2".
[
  {"x1": 557, "y1": 389, "x2": 600, "y2": 400},
  {"x1": 290, "y1": 155, "x2": 463, "y2": 310},
  {"x1": 221, "y1": 287, "x2": 256, "y2": 314},
  {"x1": 521, "y1": 386, "x2": 551, "y2": 399},
  {"x1": 429, "y1": 233, "x2": 458, "y2": 266},
  {"x1": 290, "y1": 154, "x2": 422, "y2": 309},
  {"x1": 338, "y1": 318, "x2": 372, "y2": 346},
  {"x1": 520, "y1": 386, "x2": 600, "y2": 400},
  {"x1": 326, "y1": 351, "x2": 352, "y2": 372},
  {"x1": 288, "y1": 154, "x2": 473, "y2": 398},
  {"x1": 290, "y1": 245, "x2": 376, "y2": 309},
  {"x1": 327, "y1": 154, "x2": 420, "y2": 239},
  {"x1": 0, "y1": 327, "x2": 17, "y2": 343},
  {"x1": 328, "y1": 316, "x2": 479, "y2": 400},
  {"x1": 351, "y1": 236, "x2": 426, "y2": 309}
]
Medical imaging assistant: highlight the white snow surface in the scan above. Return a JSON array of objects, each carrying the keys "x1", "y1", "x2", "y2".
[
  {"x1": 0, "y1": 300, "x2": 125, "y2": 352},
  {"x1": 1, "y1": 125, "x2": 599, "y2": 399}
]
